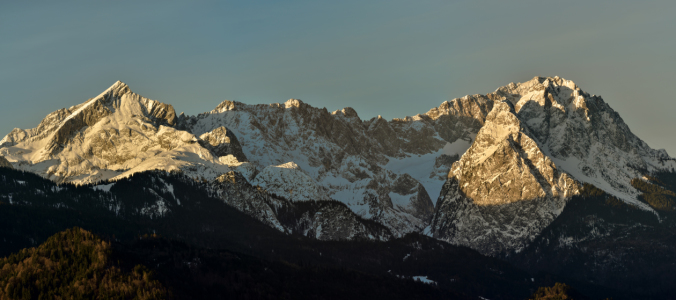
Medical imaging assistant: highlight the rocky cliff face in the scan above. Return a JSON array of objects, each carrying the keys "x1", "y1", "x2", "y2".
[
  {"x1": 431, "y1": 100, "x2": 580, "y2": 255},
  {"x1": 449, "y1": 100, "x2": 579, "y2": 205},
  {"x1": 198, "y1": 126, "x2": 248, "y2": 162},
  {"x1": 431, "y1": 77, "x2": 676, "y2": 255},
  {"x1": 494, "y1": 77, "x2": 675, "y2": 207},
  {"x1": 0, "y1": 156, "x2": 12, "y2": 169}
]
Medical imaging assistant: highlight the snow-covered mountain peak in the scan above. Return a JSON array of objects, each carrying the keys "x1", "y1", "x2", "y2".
[
  {"x1": 51, "y1": 80, "x2": 176, "y2": 132},
  {"x1": 0, "y1": 82, "x2": 240, "y2": 184},
  {"x1": 432, "y1": 76, "x2": 675, "y2": 255},
  {"x1": 491, "y1": 76, "x2": 675, "y2": 207},
  {"x1": 213, "y1": 100, "x2": 238, "y2": 113},
  {"x1": 102, "y1": 80, "x2": 131, "y2": 96},
  {"x1": 331, "y1": 107, "x2": 359, "y2": 119},
  {"x1": 432, "y1": 97, "x2": 581, "y2": 254},
  {"x1": 496, "y1": 76, "x2": 590, "y2": 117},
  {"x1": 284, "y1": 99, "x2": 304, "y2": 108}
]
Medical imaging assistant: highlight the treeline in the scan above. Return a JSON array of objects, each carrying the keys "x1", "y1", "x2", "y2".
[
  {"x1": 580, "y1": 183, "x2": 638, "y2": 210},
  {"x1": 114, "y1": 234, "x2": 465, "y2": 300},
  {"x1": 510, "y1": 179, "x2": 676, "y2": 299},
  {"x1": 0, "y1": 228, "x2": 167, "y2": 299},
  {"x1": 631, "y1": 178, "x2": 676, "y2": 211},
  {"x1": 0, "y1": 167, "x2": 619, "y2": 299},
  {"x1": 0, "y1": 228, "x2": 475, "y2": 300},
  {"x1": 274, "y1": 199, "x2": 393, "y2": 238},
  {"x1": 528, "y1": 282, "x2": 596, "y2": 300}
]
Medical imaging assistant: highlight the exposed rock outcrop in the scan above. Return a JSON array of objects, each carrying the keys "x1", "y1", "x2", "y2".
[
  {"x1": 493, "y1": 76, "x2": 675, "y2": 205},
  {"x1": 198, "y1": 126, "x2": 248, "y2": 162},
  {"x1": 0, "y1": 156, "x2": 12, "y2": 169},
  {"x1": 449, "y1": 100, "x2": 579, "y2": 205},
  {"x1": 431, "y1": 77, "x2": 676, "y2": 255},
  {"x1": 431, "y1": 100, "x2": 580, "y2": 255}
]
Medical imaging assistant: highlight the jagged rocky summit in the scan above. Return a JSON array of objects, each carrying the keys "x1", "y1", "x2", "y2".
[
  {"x1": 176, "y1": 91, "x2": 501, "y2": 235},
  {"x1": 430, "y1": 100, "x2": 580, "y2": 255},
  {"x1": 431, "y1": 76, "x2": 676, "y2": 255},
  {"x1": 1, "y1": 76, "x2": 674, "y2": 252},
  {"x1": 0, "y1": 81, "x2": 254, "y2": 184}
]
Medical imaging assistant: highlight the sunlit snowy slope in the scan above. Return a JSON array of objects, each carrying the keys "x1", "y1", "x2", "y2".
[{"x1": 2, "y1": 76, "x2": 674, "y2": 247}]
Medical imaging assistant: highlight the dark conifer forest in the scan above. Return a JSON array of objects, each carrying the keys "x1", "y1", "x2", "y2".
[{"x1": 2, "y1": 166, "x2": 670, "y2": 299}]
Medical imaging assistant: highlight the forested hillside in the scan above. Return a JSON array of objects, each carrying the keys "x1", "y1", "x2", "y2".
[
  {"x1": 0, "y1": 228, "x2": 166, "y2": 299},
  {"x1": 0, "y1": 167, "x2": 618, "y2": 299},
  {"x1": 509, "y1": 178, "x2": 676, "y2": 299}
]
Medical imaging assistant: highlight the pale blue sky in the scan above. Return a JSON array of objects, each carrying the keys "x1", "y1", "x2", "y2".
[{"x1": 2, "y1": 1, "x2": 675, "y2": 154}]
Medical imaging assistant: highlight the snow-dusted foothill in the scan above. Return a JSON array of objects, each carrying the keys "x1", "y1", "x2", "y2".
[{"x1": 210, "y1": 171, "x2": 392, "y2": 241}]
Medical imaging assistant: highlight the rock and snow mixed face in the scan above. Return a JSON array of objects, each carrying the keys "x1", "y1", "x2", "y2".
[
  {"x1": 494, "y1": 76, "x2": 676, "y2": 209},
  {"x1": 2, "y1": 76, "x2": 673, "y2": 249},
  {"x1": 0, "y1": 81, "x2": 250, "y2": 184},
  {"x1": 450, "y1": 100, "x2": 580, "y2": 206},
  {"x1": 0, "y1": 81, "x2": 484, "y2": 237},
  {"x1": 431, "y1": 100, "x2": 580, "y2": 255},
  {"x1": 251, "y1": 162, "x2": 330, "y2": 201},
  {"x1": 0, "y1": 156, "x2": 12, "y2": 169},
  {"x1": 431, "y1": 76, "x2": 676, "y2": 255},
  {"x1": 180, "y1": 95, "x2": 495, "y2": 235}
]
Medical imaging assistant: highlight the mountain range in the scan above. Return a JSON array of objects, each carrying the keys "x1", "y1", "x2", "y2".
[{"x1": 2, "y1": 76, "x2": 676, "y2": 299}]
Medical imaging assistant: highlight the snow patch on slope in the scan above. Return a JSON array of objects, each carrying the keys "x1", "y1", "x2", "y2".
[
  {"x1": 92, "y1": 183, "x2": 115, "y2": 192},
  {"x1": 443, "y1": 139, "x2": 472, "y2": 156},
  {"x1": 549, "y1": 155, "x2": 654, "y2": 212},
  {"x1": 252, "y1": 162, "x2": 329, "y2": 201},
  {"x1": 413, "y1": 276, "x2": 437, "y2": 285}
]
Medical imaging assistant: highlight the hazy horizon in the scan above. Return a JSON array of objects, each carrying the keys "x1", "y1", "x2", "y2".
[{"x1": 2, "y1": 1, "x2": 675, "y2": 155}]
